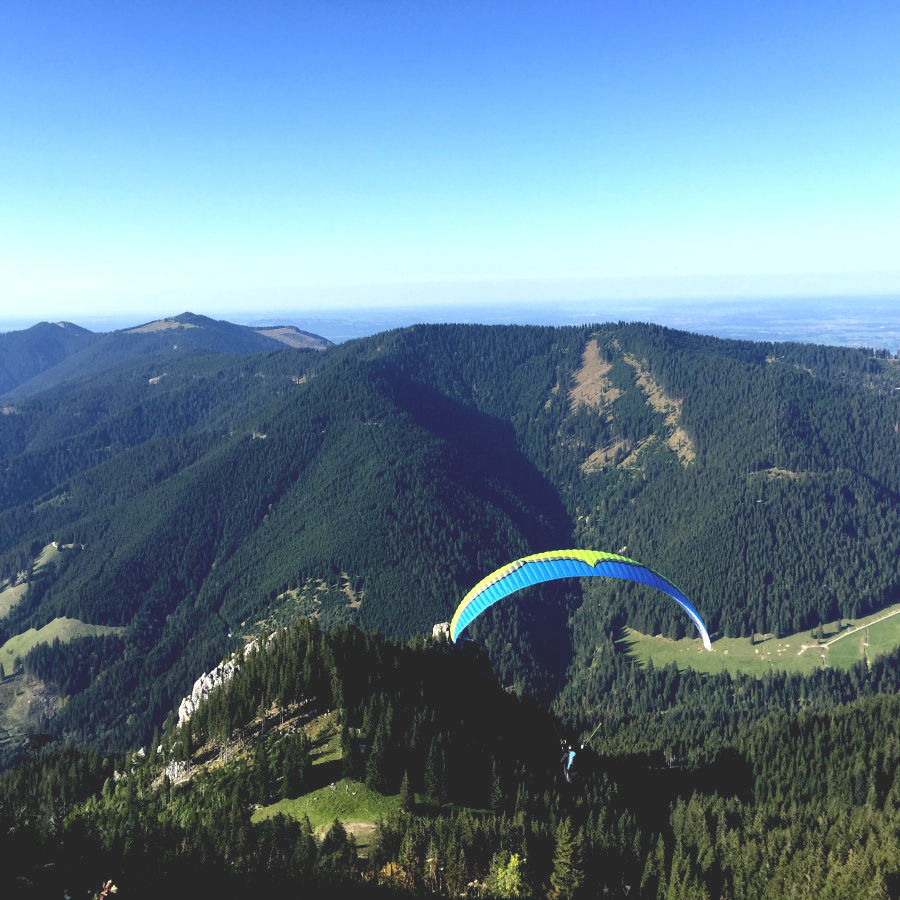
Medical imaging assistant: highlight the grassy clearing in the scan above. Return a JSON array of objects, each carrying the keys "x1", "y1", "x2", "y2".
[
  {"x1": 827, "y1": 610, "x2": 900, "y2": 668},
  {"x1": 0, "y1": 581, "x2": 27, "y2": 620},
  {"x1": 252, "y1": 714, "x2": 395, "y2": 854},
  {"x1": 251, "y1": 779, "x2": 401, "y2": 852},
  {"x1": 0, "y1": 617, "x2": 124, "y2": 670},
  {"x1": 621, "y1": 601, "x2": 900, "y2": 676},
  {"x1": 0, "y1": 542, "x2": 68, "y2": 620},
  {"x1": 126, "y1": 318, "x2": 198, "y2": 333},
  {"x1": 34, "y1": 543, "x2": 64, "y2": 573},
  {"x1": 307, "y1": 711, "x2": 343, "y2": 766}
]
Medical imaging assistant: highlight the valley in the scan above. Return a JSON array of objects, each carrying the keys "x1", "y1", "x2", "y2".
[{"x1": 0, "y1": 314, "x2": 897, "y2": 897}]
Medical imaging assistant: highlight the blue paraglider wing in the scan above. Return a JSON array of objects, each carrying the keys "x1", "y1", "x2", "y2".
[{"x1": 450, "y1": 549, "x2": 711, "y2": 650}]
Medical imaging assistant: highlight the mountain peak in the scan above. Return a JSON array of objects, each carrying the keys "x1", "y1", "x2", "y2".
[{"x1": 125, "y1": 313, "x2": 205, "y2": 334}]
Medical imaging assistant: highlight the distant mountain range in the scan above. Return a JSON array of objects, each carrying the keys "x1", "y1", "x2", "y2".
[{"x1": 0, "y1": 312, "x2": 331, "y2": 399}]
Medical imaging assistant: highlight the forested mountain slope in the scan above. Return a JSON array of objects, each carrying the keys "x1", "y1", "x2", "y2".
[
  {"x1": 2, "y1": 621, "x2": 897, "y2": 898},
  {"x1": 1, "y1": 312, "x2": 330, "y2": 400},
  {"x1": 0, "y1": 319, "x2": 897, "y2": 763},
  {"x1": 0, "y1": 320, "x2": 97, "y2": 396}
]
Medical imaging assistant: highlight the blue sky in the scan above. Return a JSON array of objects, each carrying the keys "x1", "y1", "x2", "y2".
[{"x1": 1, "y1": 1, "x2": 898, "y2": 319}]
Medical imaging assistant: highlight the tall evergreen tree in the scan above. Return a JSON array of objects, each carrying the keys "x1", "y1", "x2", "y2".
[{"x1": 550, "y1": 818, "x2": 584, "y2": 899}]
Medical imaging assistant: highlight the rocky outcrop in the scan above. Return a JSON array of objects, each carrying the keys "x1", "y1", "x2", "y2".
[
  {"x1": 164, "y1": 759, "x2": 191, "y2": 782},
  {"x1": 177, "y1": 656, "x2": 241, "y2": 725},
  {"x1": 176, "y1": 635, "x2": 275, "y2": 725}
]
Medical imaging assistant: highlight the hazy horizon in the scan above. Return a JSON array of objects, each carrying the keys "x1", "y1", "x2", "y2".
[{"x1": 2, "y1": 294, "x2": 898, "y2": 354}]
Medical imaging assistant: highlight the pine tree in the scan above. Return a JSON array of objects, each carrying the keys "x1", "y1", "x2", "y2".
[
  {"x1": 423, "y1": 736, "x2": 447, "y2": 804},
  {"x1": 489, "y1": 763, "x2": 504, "y2": 814},
  {"x1": 640, "y1": 835, "x2": 667, "y2": 898},
  {"x1": 365, "y1": 724, "x2": 389, "y2": 791},
  {"x1": 290, "y1": 814, "x2": 318, "y2": 879},
  {"x1": 399, "y1": 769, "x2": 413, "y2": 811},
  {"x1": 282, "y1": 733, "x2": 310, "y2": 797},
  {"x1": 550, "y1": 818, "x2": 584, "y2": 899}
]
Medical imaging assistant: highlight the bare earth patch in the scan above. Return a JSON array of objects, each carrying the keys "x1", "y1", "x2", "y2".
[
  {"x1": 569, "y1": 339, "x2": 621, "y2": 412},
  {"x1": 340, "y1": 574, "x2": 363, "y2": 609},
  {"x1": 622, "y1": 353, "x2": 696, "y2": 464},
  {"x1": 126, "y1": 318, "x2": 197, "y2": 333},
  {"x1": 340, "y1": 821, "x2": 377, "y2": 853},
  {"x1": 255, "y1": 327, "x2": 328, "y2": 350},
  {"x1": 570, "y1": 339, "x2": 632, "y2": 473},
  {"x1": 0, "y1": 673, "x2": 61, "y2": 751},
  {"x1": 618, "y1": 436, "x2": 654, "y2": 468},
  {"x1": 581, "y1": 439, "x2": 631, "y2": 473},
  {"x1": 765, "y1": 467, "x2": 804, "y2": 479}
]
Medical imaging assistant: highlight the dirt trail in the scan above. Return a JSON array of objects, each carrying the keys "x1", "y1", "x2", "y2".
[{"x1": 797, "y1": 607, "x2": 900, "y2": 655}]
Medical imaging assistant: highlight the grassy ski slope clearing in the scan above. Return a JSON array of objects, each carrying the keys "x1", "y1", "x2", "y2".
[
  {"x1": 621, "y1": 601, "x2": 900, "y2": 675},
  {"x1": 0, "y1": 617, "x2": 124, "y2": 671}
]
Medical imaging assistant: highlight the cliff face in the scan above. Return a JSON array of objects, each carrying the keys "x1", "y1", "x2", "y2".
[
  {"x1": 177, "y1": 656, "x2": 241, "y2": 725},
  {"x1": 176, "y1": 635, "x2": 275, "y2": 725}
]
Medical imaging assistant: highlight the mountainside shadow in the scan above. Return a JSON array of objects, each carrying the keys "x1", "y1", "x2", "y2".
[{"x1": 388, "y1": 370, "x2": 576, "y2": 702}]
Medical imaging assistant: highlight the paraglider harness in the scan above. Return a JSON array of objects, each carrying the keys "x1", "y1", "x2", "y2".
[
  {"x1": 559, "y1": 672, "x2": 637, "y2": 784},
  {"x1": 560, "y1": 740, "x2": 583, "y2": 784}
]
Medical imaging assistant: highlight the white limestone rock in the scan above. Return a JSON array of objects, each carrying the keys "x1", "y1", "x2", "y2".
[{"x1": 176, "y1": 634, "x2": 276, "y2": 725}]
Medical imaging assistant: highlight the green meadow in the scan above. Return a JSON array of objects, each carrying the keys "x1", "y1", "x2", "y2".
[
  {"x1": 0, "y1": 581, "x2": 28, "y2": 620},
  {"x1": 621, "y1": 602, "x2": 900, "y2": 676},
  {"x1": 0, "y1": 617, "x2": 124, "y2": 671},
  {"x1": 251, "y1": 778, "x2": 402, "y2": 832},
  {"x1": 251, "y1": 779, "x2": 401, "y2": 854}
]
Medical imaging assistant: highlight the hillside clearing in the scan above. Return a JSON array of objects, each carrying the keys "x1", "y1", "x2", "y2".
[
  {"x1": 250, "y1": 713, "x2": 393, "y2": 855},
  {"x1": 0, "y1": 617, "x2": 124, "y2": 670},
  {"x1": 126, "y1": 318, "x2": 198, "y2": 333},
  {"x1": 251, "y1": 574, "x2": 362, "y2": 632},
  {"x1": 308, "y1": 710, "x2": 343, "y2": 766},
  {"x1": 622, "y1": 352, "x2": 695, "y2": 463},
  {"x1": 251, "y1": 778, "x2": 401, "y2": 854},
  {"x1": 254, "y1": 326, "x2": 327, "y2": 349},
  {"x1": 621, "y1": 601, "x2": 900, "y2": 675},
  {"x1": 569, "y1": 339, "x2": 620, "y2": 412},
  {"x1": 1, "y1": 542, "x2": 73, "y2": 620},
  {"x1": 0, "y1": 581, "x2": 28, "y2": 620}
]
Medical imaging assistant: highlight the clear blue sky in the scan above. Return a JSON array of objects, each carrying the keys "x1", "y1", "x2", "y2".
[{"x1": 1, "y1": 0, "x2": 898, "y2": 319}]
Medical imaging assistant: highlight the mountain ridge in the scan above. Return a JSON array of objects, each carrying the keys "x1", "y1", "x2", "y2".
[{"x1": 0, "y1": 312, "x2": 331, "y2": 400}]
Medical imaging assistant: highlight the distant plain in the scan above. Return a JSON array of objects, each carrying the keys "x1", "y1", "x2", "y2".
[{"x1": 2, "y1": 295, "x2": 898, "y2": 352}]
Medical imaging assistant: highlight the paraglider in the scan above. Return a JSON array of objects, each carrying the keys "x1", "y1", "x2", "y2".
[
  {"x1": 450, "y1": 549, "x2": 712, "y2": 650},
  {"x1": 560, "y1": 741, "x2": 582, "y2": 784}
]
